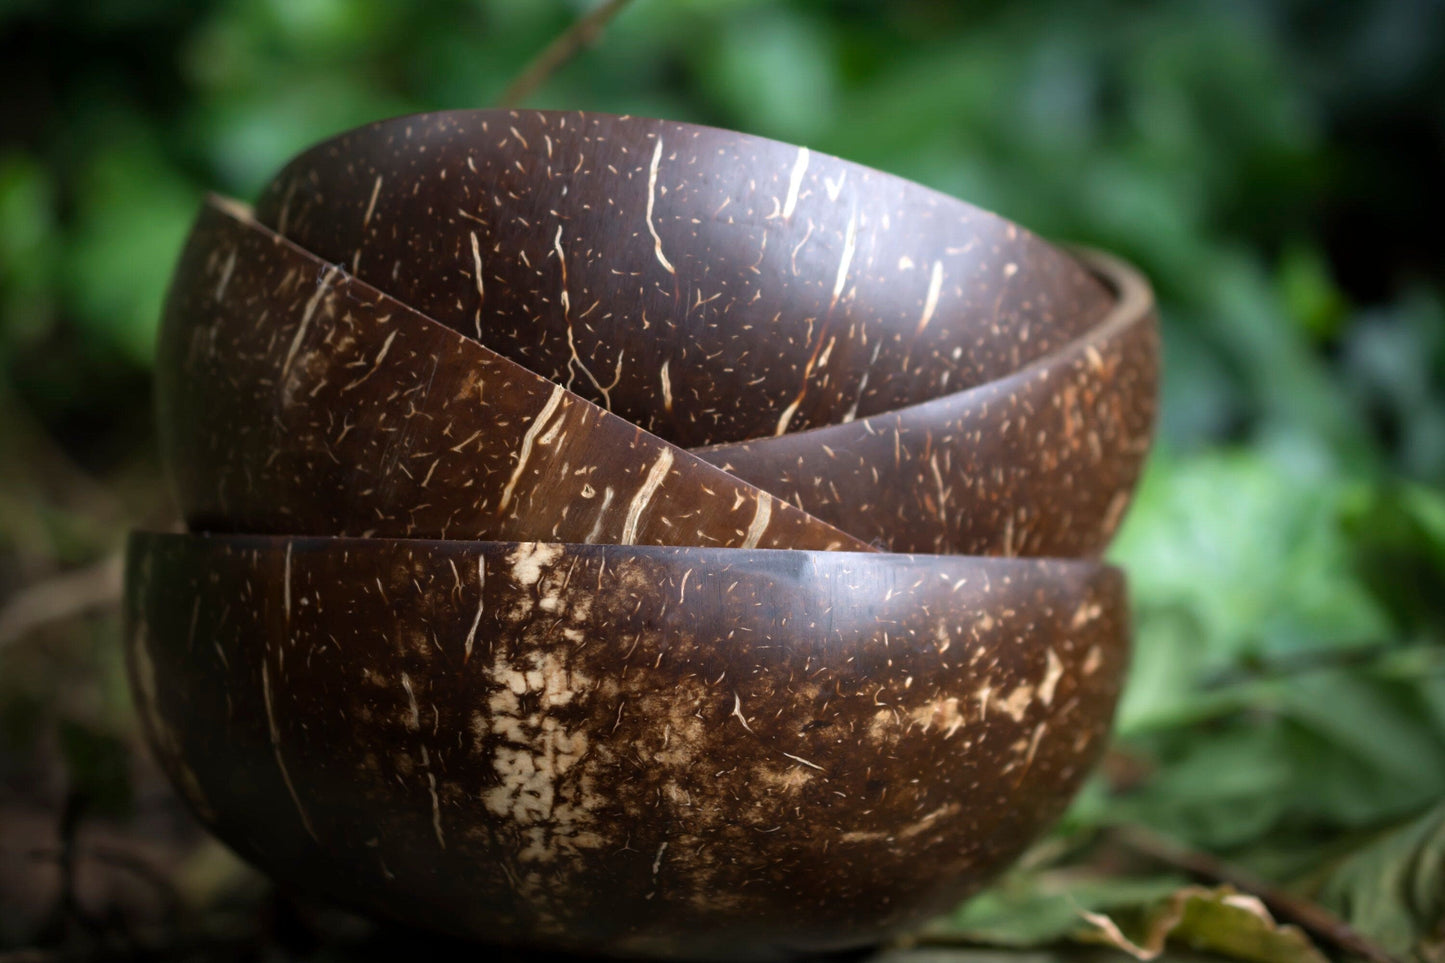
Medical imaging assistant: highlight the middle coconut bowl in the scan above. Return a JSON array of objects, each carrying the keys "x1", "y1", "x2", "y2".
[
  {"x1": 156, "y1": 197, "x2": 1156, "y2": 557},
  {"x1": 127, "y1": 533, "x2": 1127, "y2": 961}
]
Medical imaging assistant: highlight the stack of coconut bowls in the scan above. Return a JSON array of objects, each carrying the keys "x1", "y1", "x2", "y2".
[{"x1": 126, "y1": 110, "x2": 1158, "y2": 961}]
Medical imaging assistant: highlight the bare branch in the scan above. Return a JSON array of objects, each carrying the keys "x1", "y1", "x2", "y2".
[
  {"x1": 0, "y1": 553, "x2": 124, "y2": 651},
  {"x1": 1110, "y1": 824, "x2": 1403, "y2": 963},
  {"x1": 494, "y1": 0, "x2": 637, "y2": 108}
]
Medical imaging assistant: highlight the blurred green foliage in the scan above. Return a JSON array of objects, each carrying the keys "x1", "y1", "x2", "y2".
[{"x1": 1, "y1": 0, "x2": 1443, "y2": 960}]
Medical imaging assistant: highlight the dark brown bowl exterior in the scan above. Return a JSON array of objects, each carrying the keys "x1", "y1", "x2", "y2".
[
  {"x1": 254, "y1": 110, "x2": 1114, "y2": 448},
  {"x1": 155, "y1": 197, "x2": 1153, "y2": 559},
  {"x1": 126, "y1": 533, "x2": 1127, "y2": 961},
  {"x1": 156, "y1": 198, "x2": 864, "y2": 552},
  {"x1": 695, "y1": 250, "x2": 1159, "y2": 555}
]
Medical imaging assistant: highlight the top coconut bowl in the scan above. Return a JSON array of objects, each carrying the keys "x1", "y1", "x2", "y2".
[
  {"x1": 254, "y1": 110, "x2": 1117, "y2": 449},
  {"x1": 132, "y1": 109, "x2": 1159, "y2": 961}
]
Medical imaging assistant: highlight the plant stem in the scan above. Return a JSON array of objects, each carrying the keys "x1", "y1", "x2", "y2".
[
  {"x1": 1110, "y1": 824, "x2": 1403, "y2": 963},
  {"x1": 494, "y1": 0, "x2": 637, "y2": 108},
  {"x1": 0, "y1": 553, "x2": 123, "y2": 651}
]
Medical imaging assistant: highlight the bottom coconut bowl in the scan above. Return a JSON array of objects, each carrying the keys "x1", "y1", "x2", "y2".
[{"x1": 124, "y1": 534, "x2": 1127, "y2": 961}]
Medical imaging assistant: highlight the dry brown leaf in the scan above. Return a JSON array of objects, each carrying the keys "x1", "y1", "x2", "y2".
[{"x1": 1075, "y1": 885, "x2": 1330, "y2": 963}]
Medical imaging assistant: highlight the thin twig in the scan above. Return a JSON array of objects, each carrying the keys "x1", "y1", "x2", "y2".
[
  {"x1": 1202, "y1": 642, "x2": 1408, "y2": 689},
  {"x1": 1109, "y1": 824, "x2": 1402, "y2": 963},
  {"x1": 494, "y1": 0, "x2": 637, "y2": 108},
  {"x1": 0, "y1": 951, "x2": 57, "y2": 963},
  {"x1": 21, "y1": 845, "x2": 184, "y2": 919},
  {"x1": 0, "y1": 924, "x2": 258, "y2": 963},
  {"x1": 0, "y1": 553, "x2": 124, "y2": 651}
]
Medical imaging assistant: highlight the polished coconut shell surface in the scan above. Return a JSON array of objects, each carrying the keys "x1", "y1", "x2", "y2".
[
  {"x1": 696, "y1": 250, "x2": 1159, "y2": 555},
  {"x1": 139, "y1": 105, "x2": 1162, "y2": 961},
  {"x1": 254, "y1": 110, "x2": 1115, "y2": 447},
  {"x1": 157, "y1": 198, "x2": 1153, "y2": 557},
  {"x1": 158, "y1": 198, "x2": 864, "y2": 552},
  {"x1": 126, "y1": 533, "x2": 1127, "y2": 961}
]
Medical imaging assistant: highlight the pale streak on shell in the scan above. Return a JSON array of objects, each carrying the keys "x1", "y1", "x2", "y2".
[
  {"x1": 261, "y1": 661, "x2": 318, "y2": 842},
  {"x1": 781, "y1": 751, "x2": 824, "y2": 772},
  {"x1": 772, "y1": 391, "x2": 805, "y2": 438},
  {"x1": 282, "y1": 541, "x2": 292, "y2": 625},
  {"x1": 462, "y1": 556, "x2": 485, "y2": 661},
  {"x1": 620, "y1": 449, "x2": 674, "y2": 545},
  {"x1": 400, "y1": 672, "x2": 421, "y2": 730},
  {"x1": 420, "y1": 744, "x2": 445, "y2": 850},
  {"x1": 645, "y1": 137, "x2": 676, "y2": 275},
  {"x1": 214, "y1": 247, "x2": 237, "y2": 301},
  {"x1": 730, "y1": 694, "x2": 754, "y2": 734},
  {"x1": 279, "y1": 264, "x2": 339, "y2": 380},
  {"x1": 553, "y1": 224, "x2": 571, "y2": 316},
  {"x1": 830, "y1": 210, "x2": 858, "y2": 305},
  {"x1": 583, "y1": 488, "x2": 615, "y2": 543},
  {"x1": 363, "y1": 174, "x2": 383, "y2": 229},
  {"x1": 740, "y1": 494, "x2": 772, "y2": 550},
  {"x1": 917, "y1": 260, "x2": 945, "y2": 335},
  {"x1": 1039, "y1": 648, "x2": 1064, "y2": 706},
  {"x1": 782, "y1": 146, "x2": 809, "y2": 220},
  {"x1": 469, "y1": 230, "x2": 485, "y2": 305},
  {"x1": 497, "y1": 384, "x2": 565, "y2": 514}
]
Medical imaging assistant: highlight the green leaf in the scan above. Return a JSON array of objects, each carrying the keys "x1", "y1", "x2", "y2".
[
  {"x1": 1111, "y1": 450, "x2": 1391, "y2": 735},
  {"x1": 0, "y1": 152, "x2": 60, "y2": 360},
  {"x1": 1318, "y1": 800, "x2": 1445, "y2": 963},
  {"x1": 65, "y1": 132, "x2": 202, "y2": 367},
  {"x1": 1110, "y1": 661, "x2": 1445, "y2": 849},
  {"x1": 1278, "y1": 242, "x2": 1348, "y2": 342},
  {"x1": 695, "y1": 5, "x2": 840, "y2": 141},
  {"x1": 934, "y1": 873, "x2": 1190, "y2": 948},
  {"x1": 1343, "y1": 482, "x2": 1445, "y2": 637}
]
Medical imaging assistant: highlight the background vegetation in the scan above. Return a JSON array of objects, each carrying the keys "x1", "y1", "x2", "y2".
[{"x1": 1, "y1": 1, "x2": 1443, "y2": 960}]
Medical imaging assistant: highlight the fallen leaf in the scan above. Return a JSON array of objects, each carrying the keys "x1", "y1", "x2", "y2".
[{"x1": 1075, "y1": 885, "x2": 1329, "y2": 963}]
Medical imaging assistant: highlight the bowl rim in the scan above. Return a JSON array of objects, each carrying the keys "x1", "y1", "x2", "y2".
[
  {"x1": 268, "y1": 107, "x2": 1076, "y2": 243},
  {"x1": 126, "y1": 529, "x2": 1125, "y2": 579}
]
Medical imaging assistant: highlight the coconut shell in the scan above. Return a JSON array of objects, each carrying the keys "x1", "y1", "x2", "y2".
[
  {"x1": 126, "y1": 532, "x2": 1127, "y2": 961},
  {"x1": 694, "y1": 250, "x2": 1159, "y2": 555},
  {"x1": 138, "y1": 105, "x2": 1162, "y2": 960},
  {"x1": 156, "y1": 197, "x2": 865, "y2": 552},
  {"x1": 254, "y1": 110, "x2": 1115, "y2": 448}
]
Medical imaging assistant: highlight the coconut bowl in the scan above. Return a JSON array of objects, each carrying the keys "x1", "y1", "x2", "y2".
[
  {"x1": 254, "y1": 110, "x2": 1117, "y2": 447},
  {"x1": 134, "y1": 106, "x2": 1159, "y2": 961},
  {"x1": 155, "y1": 198, "x2": 864, "y2": 552},
  {"x1": 156, "y1": 199, "x2": 1155, "y2": 557},
  {"x1": 126, "y1": 534, "x2": 1127, "y2": 961}
]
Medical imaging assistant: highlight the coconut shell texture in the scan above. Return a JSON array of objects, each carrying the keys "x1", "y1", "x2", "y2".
[
  {"x1": 127, "y1": 534, "x2": 1126, "y2": 961},
  {"x1": 158, "y1": 200, "x2": 865, "y2": 553},
  {"x1": 133, "y1": 109, "x2": 1161, "y2": 960},
  {"x1": 255, "y1": 111, "x2": 1117, "y2": 449},
  {"x1": 696, "y1": 250, "x2": 1156, "y2": 555}
]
